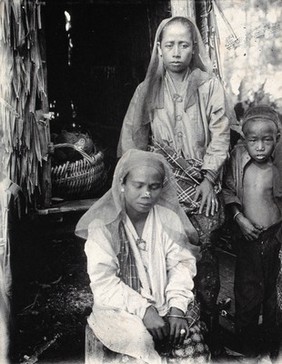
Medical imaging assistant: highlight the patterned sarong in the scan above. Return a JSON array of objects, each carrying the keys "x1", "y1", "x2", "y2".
[
  {"x1": 157, "y1": 301, "x2": 210, "y2": 363},
  {"x1": 117, "y1": 221, "x2": 141, "y2": 293},
  {"x1": 149, "y1": 140, "x2": 221, "y2": 214},
  {"x1": 150, "y1": 141, "x2": 225, "y2": 246},
  {"x1": 149, "y1": 141, "x2": 205, "y2": 214}
]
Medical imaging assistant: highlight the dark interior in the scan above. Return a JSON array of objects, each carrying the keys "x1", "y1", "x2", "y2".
[{"x1": 45, "y1": 0, "x2": 170, "y2": 160}]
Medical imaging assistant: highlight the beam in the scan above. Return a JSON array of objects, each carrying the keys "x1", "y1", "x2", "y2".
[{"x1": 170, "y1": 0, "x2": 196, "y2": 20}]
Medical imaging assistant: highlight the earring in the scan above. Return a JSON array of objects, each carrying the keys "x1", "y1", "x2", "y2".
[{"x1": 121, "y1": 187, "x2": 125, "y2": 193}]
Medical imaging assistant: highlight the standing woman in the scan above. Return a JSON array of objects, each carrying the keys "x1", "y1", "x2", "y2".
[
  {"x1": 117, "y1": 16, "x2": 231, "y2": 354},
  {"x1": 76, "y1": 149, "x2": 209, "y2": 363}
]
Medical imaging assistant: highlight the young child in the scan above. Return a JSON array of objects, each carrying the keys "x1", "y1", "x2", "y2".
[{"x1": 223, "y1": 105, "x2": 282, "y2": 360}]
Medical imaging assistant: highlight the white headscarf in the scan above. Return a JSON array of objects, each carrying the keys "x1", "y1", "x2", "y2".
[{"x1": 75, "y1": 149, "x2": 199, "y2": 253}]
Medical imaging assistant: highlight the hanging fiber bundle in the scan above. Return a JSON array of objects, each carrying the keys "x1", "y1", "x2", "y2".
[{"x1": 0, "y1": 0, "x2": 48, "y2": 204}]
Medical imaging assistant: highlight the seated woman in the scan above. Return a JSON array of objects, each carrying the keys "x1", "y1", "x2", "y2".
[{"x1": 75, "y1": 149, "x2": 209, "y2": 363}]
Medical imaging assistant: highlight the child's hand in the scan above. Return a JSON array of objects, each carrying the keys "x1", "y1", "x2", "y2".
[
  {"x1": 236, "y1": 213, "x2": 262, "y2": 240},
  {"x1": 143, "y1": 305, "x2": 169, "y2": 342}
]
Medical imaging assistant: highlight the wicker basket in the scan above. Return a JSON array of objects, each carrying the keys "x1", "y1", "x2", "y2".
[{"x1": 51, "y1": 143, "x2": 107, "y2": 200}]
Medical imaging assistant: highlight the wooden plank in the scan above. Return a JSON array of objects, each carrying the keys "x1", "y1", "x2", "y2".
[
  {"x1": 170, "y1": 0, "x2": 196, "y2": 19},
  {"x1": 39, "y1": 4, "x2": 52, "y2": 208},
  {"x1": 35, "y1": 198, "x2": 98, "y2": 215},
  {"x1": 85, "y1": 324, "x2": 105, "y2": 364}
]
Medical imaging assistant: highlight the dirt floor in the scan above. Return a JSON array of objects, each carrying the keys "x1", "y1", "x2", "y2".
[{"x1": 9, "y1": 211, "x2": 92, "y2": 364}]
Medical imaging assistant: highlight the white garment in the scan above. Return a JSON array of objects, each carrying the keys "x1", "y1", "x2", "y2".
[{"x1": 85, "y1": 205, "x2": 196, "y2": 363}]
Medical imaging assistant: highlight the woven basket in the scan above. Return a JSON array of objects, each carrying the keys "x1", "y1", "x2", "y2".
[{"x1": 51, "y1": 143, "x2": 107, "y2": 200}]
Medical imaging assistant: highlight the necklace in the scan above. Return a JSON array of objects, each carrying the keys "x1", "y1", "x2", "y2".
[
  {"x1": 165, "y1": 69, "x2": 190, "y2": 97},
  {"x1": 136, "y1": 238, "x2": 147, "y2": 251}
]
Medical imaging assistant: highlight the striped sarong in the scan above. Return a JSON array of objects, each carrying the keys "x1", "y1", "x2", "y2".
[
  {"x1": 117, "y1": 221, "x2": 141, "y2": 293},
  {"x1": 149, "y1": 141, "x2": 221, "y2": 214},
  {"x1": 150, "y1": 141, "x2": 225, "y2": 246}
]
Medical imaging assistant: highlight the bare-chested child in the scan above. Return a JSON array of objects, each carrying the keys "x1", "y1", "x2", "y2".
[{"x1": 223, "y1": 105, "x2": 282, "y2": 361}]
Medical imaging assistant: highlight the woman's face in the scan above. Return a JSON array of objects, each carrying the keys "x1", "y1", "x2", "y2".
[
  {"x1": 158, "y1": 21, "x2": 194, "y2": 76},
  {"x1": 122, "y1": 165, "x2": 163, "y2": 218}
]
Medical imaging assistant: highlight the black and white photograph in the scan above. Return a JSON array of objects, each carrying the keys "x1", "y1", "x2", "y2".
[{"x1": 0, "y1": 0, "x2": 281, "y2": 363}]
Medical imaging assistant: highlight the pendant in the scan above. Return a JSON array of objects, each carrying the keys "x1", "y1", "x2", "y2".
[{"x1": 136, "y1": 238, "x2": 147, "y2": 251}]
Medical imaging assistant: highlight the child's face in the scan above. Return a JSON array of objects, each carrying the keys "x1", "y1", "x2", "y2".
[
  {"x1": 158, "y1": 21, "x2": 194, "y2": 77},
  {"x1": 244, "y1": 120, "x2": 279, "y2": 163},
  {"x1": 122, "y1": 166, "x2": 163, "y2": 218}
]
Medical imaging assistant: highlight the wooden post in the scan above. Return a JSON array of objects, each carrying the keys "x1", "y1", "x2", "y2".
[
  {"x1": 39, "y1": 4, "x2": 52, "y2": 208},
  {"x1": 170, "y1": 0, "x2": 196, "y2": 20},
  {"x1": 85, "y1": 324, "x2": 105, "y2": 364}
]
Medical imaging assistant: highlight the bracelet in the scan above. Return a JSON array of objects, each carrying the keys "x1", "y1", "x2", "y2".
[
  {"x1": 233, "y1": 211, "x2": 241, "y2": 221},
  {"x1": 167, "y1": 314, "x2": 186, "y2": 320},
  {"x1": 204, "y1": 173, "x2": 215, "y2": 185},
  {"x1": 202, "y1": 169, "x2": 217, "y2": 185}
]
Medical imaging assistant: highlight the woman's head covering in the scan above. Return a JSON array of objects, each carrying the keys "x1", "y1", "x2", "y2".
[
  {"x1": 75, "y1": 149, "x2": 199, "y2": 253},
  {"x1": 117, "y1": 16, "x2": 213, "y2": 155},
  {"x1": 147, "y1": 16, "x2": 213, "y2": 80}
]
